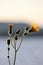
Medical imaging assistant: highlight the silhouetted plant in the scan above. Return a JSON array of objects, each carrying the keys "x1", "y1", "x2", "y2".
[{"x1": 7, "y1": 23, "x2": 39, "y2": 65}]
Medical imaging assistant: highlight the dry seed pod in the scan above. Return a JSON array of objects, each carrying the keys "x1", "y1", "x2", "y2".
[
  {"x1": 7, "y1": 56, "x2": 10, "y2": 58},
  {"x1": 25, "y1": 27, "x2": 29, "y2": 30},
  {"x1": 15, "y1": 35, "x2": 18, "y2": 40},
  {"x1": 24, "y1": 32, "x2": 27, "y2": 36},
  {"x1": 16, "y1": 29, "x2": 20, "y2": 35},
  {"x1": 29, "y1": 29, "x2": 32, "y2": 33},
  {"x1": 8, "y1": 24, "x2": 13, "y2": 35},
  {"x1": 7, "y1": 38, "x2": 10, "y2": 45},
  {"x1": 8, "y1": 48, "x2": 10, "y2": 51}
]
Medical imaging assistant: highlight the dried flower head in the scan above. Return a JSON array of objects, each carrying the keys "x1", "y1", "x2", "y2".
[
  {"x1": 7, "y1": 38, "x2": 10, "y2": 45},
  {"x1": 7, "y1": 56, "x2": 10, "y2": 58},
  {"x1": 25, "y1": 27, "x2": 29, "y2": 30},
  {"x1": 8, "y1": 24, "x2": 13, "y2": 35},
  {"x1": 24, "y1": 32, "x2": 27, "y2": 36},
  {"x1": 8, "y1": 48, "x2": 10, "y2": 51},
  {"x1": 16, "y1": 29, "x2": 20, "y2": 35},
  {"x1": 29, "y1": 23, "x2": 39, "y2": 33},
  {"x1": 8, "y1": 24, "x2": 13, "y2": 28},
  {"x1": 15, "y1": 35, "x2": 18, "y2": 40}
]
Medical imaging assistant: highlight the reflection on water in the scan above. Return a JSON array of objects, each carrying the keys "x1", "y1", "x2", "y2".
[{"x1": 0, "y1": 36, "x2": 43, "y2": 65}]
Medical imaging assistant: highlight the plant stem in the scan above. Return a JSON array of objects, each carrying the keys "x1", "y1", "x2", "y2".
[
  {"x1": 13, "y1": 43, "x2": 16, "y2": 65},
  {"x1": 8, "y1": 46, "x2": 11, "y2": 65},
  {"x1": 16, "y1": 35, "x2": 24, "y2": 52},
  {"x1": 10, "y1": 35, "x2": 15, "y2": 49}
]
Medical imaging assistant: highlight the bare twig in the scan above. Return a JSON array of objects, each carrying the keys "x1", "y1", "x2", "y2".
[
  {"x1": 13, "y1": 43, "x2": 16, "y2": 65},
  {"x1": 16, "y1": 35, "x2": 24, "y2": 52},
  {"x1": 7, "y1": 46, "x2": 11, "y2": 65},
  {"x1": 9, "y1": 35, "x2": 15, "y2": 49},
  {"x1": 13, "y1": 35, "x2": 17, "y2": 65}
]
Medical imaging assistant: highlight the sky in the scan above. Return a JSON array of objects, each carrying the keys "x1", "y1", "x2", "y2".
[{"x1": 0, "y1": 0, "x2": 43, "y2": 28}]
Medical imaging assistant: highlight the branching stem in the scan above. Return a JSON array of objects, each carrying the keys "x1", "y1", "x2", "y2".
[
  {"x1": 9, "y1": 35, "x2": 15, "y2": 49},
  {"x1": 16, "y1": 35, "x2": 24, "y2": 52}
]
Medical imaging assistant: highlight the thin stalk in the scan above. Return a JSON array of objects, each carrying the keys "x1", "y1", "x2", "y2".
[
  {"x1": 8, "y1": 46, "x2": 11, "y2": 65},
  {"x1": 13, "y1": 44, "x2": 16, "y2": 65},
  {"x1": 9, "y1": 35, "x2": 15, "y2": 49},
  {"x1": 16, "y1": 35, "x2": 24, "y2": 52},
  {"x1": 13, "y1": 34, "x2": 17, "y2": 65}
]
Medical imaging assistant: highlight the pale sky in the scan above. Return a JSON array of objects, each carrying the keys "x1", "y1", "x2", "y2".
[{"x1": 0, "y1": 0, "x2": 43, "y2": 28}]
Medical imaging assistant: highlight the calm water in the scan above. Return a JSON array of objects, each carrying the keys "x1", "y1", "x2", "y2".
[{"x1": 0, "y1": 36, "x2": 43, "y2": 65}]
